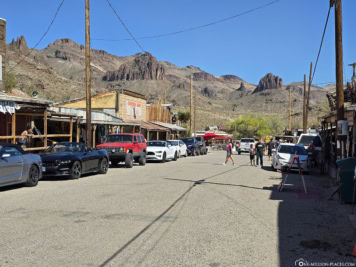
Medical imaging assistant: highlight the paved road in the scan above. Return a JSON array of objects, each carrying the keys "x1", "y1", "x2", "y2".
[{"x1": 1, "y1": 152, "x2": 355, "y2": 267}]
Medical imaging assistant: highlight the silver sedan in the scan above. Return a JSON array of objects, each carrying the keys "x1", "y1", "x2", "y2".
[{"x1": 0, "y1": 144, "x2": 42, "y2": 188}]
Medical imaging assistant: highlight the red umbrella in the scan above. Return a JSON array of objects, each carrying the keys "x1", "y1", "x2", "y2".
[{"x1": 203, "y1": 133, "x2": 218, "y2": 140}]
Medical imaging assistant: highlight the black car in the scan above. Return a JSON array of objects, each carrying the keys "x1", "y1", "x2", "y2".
[
  {"x1": 40, "y1": 142, "x2": 109, "y2": 179},
  {"x1": 195, "y1": 136, "x2": 208, "y2": 155},
  {"x1": 181, "y1": 137, "x2": 201, "y2": 156}
]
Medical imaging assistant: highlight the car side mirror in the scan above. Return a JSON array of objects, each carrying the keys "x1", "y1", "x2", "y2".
[{"x1": 1, "y1": 153, "x2": 11, "y2": 159}]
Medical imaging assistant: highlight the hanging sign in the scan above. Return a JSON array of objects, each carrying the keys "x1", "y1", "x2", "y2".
[
  {"x1": 0, "y1": 101, "x2": 19, "y2": 114},
  {"x1": 126, "y1": 101, "x2": 142, "y2": 117}
]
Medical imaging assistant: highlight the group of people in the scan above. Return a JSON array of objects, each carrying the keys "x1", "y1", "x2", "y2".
[{"x1": 223, "y1": 139, "x2": 279, "y2": 168}]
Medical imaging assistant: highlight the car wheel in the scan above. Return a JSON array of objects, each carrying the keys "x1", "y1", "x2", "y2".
[
  {"x1": 25, "y1": 164, "x2": 39, "y2": 187},
  {"x1": 238, "y1": 151, "x2": 241, "y2": 155},
  {"x1": 99, "y1": 158, "x2": 109, "y2": 174},
  {"x1": 71, "y1": 161, "x2": 82, "y2": 179},
  {"x1": 125, "y1": 153, "x2": 133, "y2": 168},
  {"x1": 173, "y1": 152, "x2": 178, "y2": 161},
  {"x1": 138, "y1": 154, "x2": 146, "y2": 166},
  {"x1": 161, "y1": 152, "x2": 166, "y2": 163}
]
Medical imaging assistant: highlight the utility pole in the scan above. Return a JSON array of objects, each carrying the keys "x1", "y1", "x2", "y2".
[
  {"x1": 303, "y1": 74, "x2": 307, "y2": 133},
  {"x1": 331, "y1": 0, "x2": 345, "y2": 158},
  {"x1": 190, "y1": 75, "x2": 193, "y2": 136},
  {"x1": 194, "y1": 93, "x2": 197, "y2": 137},
  {"x1": 333, "y1": 0, "x2": 344, "y2": 123},
  {"x1": 349, "y1": 62, "x2": 356, "y2": 84},
  {"x1": 305, "y1": 62, "x2": 313, "y2": 132},
  {"x1": 289, "y1": 86, "x2": 292, "y2": 131},
  {"x1": 85, "y1": 0, "x2": 92, "y2": 147}
]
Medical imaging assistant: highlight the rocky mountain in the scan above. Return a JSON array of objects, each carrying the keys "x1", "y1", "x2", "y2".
[
  {"x1": 5, "y1": 36, "x2": 330, "y2": 128},
  {"x1": 253, "y1": 73, "x2": 283, "y2": 94}
]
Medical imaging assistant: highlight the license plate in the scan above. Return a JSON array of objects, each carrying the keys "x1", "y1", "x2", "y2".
[{"x1": 42, "y1": 167, "x2": 46, "y2": 172}]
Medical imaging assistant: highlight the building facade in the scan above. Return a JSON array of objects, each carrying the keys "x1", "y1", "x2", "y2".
[{"x1": 58, "y1": 89, "x2": 147, "y2": 121}]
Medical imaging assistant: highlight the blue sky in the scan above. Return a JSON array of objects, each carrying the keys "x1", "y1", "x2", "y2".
[{"x1": 1, "y1": 0, "x2": 356, "y2": 85}]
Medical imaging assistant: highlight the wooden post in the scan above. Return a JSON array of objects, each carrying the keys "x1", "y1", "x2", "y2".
[
  {"x1": 92, "y1": 125, "x2": 96, "y2": 147},
  {"x1": 147, "y1": 130, "x2": 150, "y2": 141},
  {"x1": 194, "y1": 92, "x2": 197, "y2": 136},
  {"x1": 303, "y1": 74, "x2": 307, "y2": 133},
  {"x1": 11, "y1": 112, "x2": 16, "y2": 144},
  {"x1": 157, "y1": 131, "x2": 159, "y2": 140},
  {"x1": 69, "y1": 117, "x2": 73, "y2": 142},
  {"x1": 76, "y1": 119, "x2": 80, "y2": 143},
  {"x1": 190, "y1": 75, "x2": 193, "y2": 135},
  {"x1": 44, "y1": 110, "x2": 48, "y2": 147},
  {"x1": 305, "y1": 62, "x2": 313, "y2": 131},
  {"x1": 289, "y1": 87, "x2": 292, "y2": 131},
  {"x1": 85, "y1": 0, "x2": 92, "y2": 147}
]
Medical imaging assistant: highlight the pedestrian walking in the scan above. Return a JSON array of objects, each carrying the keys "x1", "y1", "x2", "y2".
[
  {"x1": 249, "y1": 144, "x2": 256, "y2": 166},
  {"x1": 255, "y1": 139, "x2": 265, "y2": 168},
  {"x1": 223, "y1": 141, "x2": 235, "y2": 166},
  {"x1": 268, "y1": 139, "x2": 274, "y2": 161}
]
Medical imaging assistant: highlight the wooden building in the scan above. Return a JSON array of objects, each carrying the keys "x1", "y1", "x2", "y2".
[
  {"x1": 57, "y1": 89, "x2": 147, "y2": 121},
  {"x1": 0, "y1": 94, "x2": 78, "y2": 151}
]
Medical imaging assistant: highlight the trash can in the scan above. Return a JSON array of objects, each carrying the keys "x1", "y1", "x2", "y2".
[{"x1": 336, "y1": 158, "x2": 356, "y2": 203}]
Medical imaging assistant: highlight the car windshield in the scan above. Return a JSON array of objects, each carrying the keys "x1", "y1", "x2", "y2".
[
  {"x1": 170, "y1": 141, "x2": 178, "y2": 146},
  {"x1": 147, "y1": 141, "x2": 166, "y2": 147},
  {"x1": 105, "y1": 135, "x2": 132, "y2": 143},
  {"x1": 278, "y1": 145, "x2": 307, "y2": 155},
  {"x1": 182, "y1": 138, "x2": 194, "y2": 144},
  {"x1": 241, "y1": 139, "x2": 254, "y2": 143},
  {"x1": 46, "y1": 143, "x2": 85, "y2": 153},
  {"x1": 298, "y1": 135, "x2": 321, "y2": 147}
]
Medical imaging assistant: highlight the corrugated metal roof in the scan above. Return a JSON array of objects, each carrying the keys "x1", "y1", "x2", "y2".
[
  {"x1": 125, "y1": 120, "x2": 169, "y2": 131},
  {"x1": 149, "y1": 121, "x2": 187, "y2": 131}
]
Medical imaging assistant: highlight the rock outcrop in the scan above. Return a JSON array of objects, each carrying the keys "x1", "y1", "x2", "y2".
[
  {"x1": 221, "y1": 75, "x2": 243, "y2": 82},
  {"x1": 103, "y1": 52, "x2": 165, "y2": 81},
  {"x1": 237, "y1": 82, "x2": 247, "y2": 91},
  {"x1": 192, "y1": 72, "x2": 217, "y2": 82},
  {"x1": 253, "y1": 73, "x2": 283, "y2": 94},
  {"x1": 8, "y1": 36, "x2": 30, "y2": 54},
  {"x1": 201, "y1": 87, "x2": 216, "y2": 98},
  {"x1": 55, "y1": 50, "x2": 70, "y2": 61}
]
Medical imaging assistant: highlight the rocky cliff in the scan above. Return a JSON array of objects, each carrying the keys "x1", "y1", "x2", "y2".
[
  {"x1": 253, "y1": 73, "x2": 283, "y2": 94},
  {"x1": 8, "y1": 36, "x2": 30, "y2": 54},
  {"x1": 102, "y1": 52, "x2": 165, "y2": 81}
]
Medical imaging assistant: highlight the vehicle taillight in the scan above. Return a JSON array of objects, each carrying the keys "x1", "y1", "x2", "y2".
[{"x1": 124, "y1": 148, "x2": 127, "y2": 153}]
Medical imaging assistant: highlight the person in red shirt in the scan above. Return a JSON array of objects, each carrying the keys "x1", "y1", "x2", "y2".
[{"x1": 223, "y1": 141, "x2": 235, "y2": 166}]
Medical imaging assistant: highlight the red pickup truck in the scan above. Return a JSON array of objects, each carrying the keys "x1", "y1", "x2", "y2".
[{"x1": 96, "y1": 133, "x2": 147, "y2": 168}]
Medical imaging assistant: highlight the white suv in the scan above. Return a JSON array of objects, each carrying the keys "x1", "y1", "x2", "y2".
[
  {"x1": 238, "y1": 138, "x2": 255, "y2": 154},
  {"x1": 297, "y1": 133, "x2": 322, "y2": 151}
]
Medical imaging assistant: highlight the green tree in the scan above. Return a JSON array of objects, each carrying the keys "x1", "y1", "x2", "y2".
[
  {"x1": 5, "y1": 72, "x2": 16, "y2": 93},
  {"x1": 178, "y1": 111, "x2": 191, "y2": 123},
  {"x1": 227, "y1": 115, "x2": 283, "y2": 139}
]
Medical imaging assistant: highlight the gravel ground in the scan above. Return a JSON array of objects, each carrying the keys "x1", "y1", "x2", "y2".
[{"x1": 0, "y1": 151, "x2": 355, "y2": 267}]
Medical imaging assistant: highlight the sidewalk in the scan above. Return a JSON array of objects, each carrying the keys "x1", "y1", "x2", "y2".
[{"x1": 269, "y1": 166, "x2": 356, "y2": 265}]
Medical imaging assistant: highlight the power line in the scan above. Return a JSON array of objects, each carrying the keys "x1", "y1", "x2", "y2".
[
  {"x1": 93, "y1": 0, "x2": 280, "y2": 42},
  {"x1": 104, "y1": 0, "x2": 145, "y2": 52},
  {"x1": 311, "y1": 5, "x2": 331, "y2": 83},
  {"x1": 9, "y1": 0, "x2": 65, "y2": 72}
]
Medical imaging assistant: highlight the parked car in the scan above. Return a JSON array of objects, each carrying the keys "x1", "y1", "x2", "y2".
[
  {"x1": 297, "y1": 133, "x2": 322, "y2": 151},
  {"x1": 0, "y1": 143, "x2": 42, "y2": 188},
  {"x1": 146, "y1": 140, "x2": 178, "y2": 162},
  {"x1": 238, "y1": 138, "x2": 255, "y2": 154},
  {"x1": 181, "y1": 137, "x2": 201, "y2": 156},
  {"x1": 272, "y1": 143, "x2": 309, "y2": 173},
  {"x1": 195, "y1": 136, "x2": 208, "y2": 155},
  {"x1": 169, "y1": 140, "x2": 187, "y2": 158},
  {"x1": 96, "y1": 133, "x2": 147, "y2": 168},
  {"x1": 40, "y1": 142, "x2": 109, "y2": 179}
]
